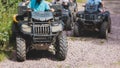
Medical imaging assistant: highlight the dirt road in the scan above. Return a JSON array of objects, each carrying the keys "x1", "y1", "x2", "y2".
[{"x1": 0, "y1": 1, "x2": 120, "y2": 68}]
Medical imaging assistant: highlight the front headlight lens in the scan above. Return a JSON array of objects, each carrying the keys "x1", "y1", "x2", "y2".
[
  {"x1": 80, "y1": 14, "x2": 83, "y2": 18},
  {"x1": 52, "y1": 24, "x2": 63, "y2": 32},
  {"x1": 79, "y1": 14, "x2": 83, "y2": 18},
  {"x1": 54, "y1": 17, "x2": 59, "y2": 20},
  {"x1": 52, "y1": 22, "x2": 59, "y2": 26},
  {"x1": 21, "y1": 24, "x2": 31, "y2": 33},
  {"x1": 24, "y1": 17, "x2": 29, "y2": 21},
  {"x1": 98, "y1": 15, "x2": 102, "y2": 19}
]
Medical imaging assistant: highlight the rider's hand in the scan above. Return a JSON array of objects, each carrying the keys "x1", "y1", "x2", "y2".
[
  {"x1": 22, "y1": 3, "x2": 26, "y2": 6},
  {"x1": 51, "y1": 8, "x2": 55, "y2": 12},
  {"x1": 22, "y1": 0, "x2": 30, "y2": 6},
  {"x1": 64, "y1": 2, "x2": 68, "y2": 5},
  {"x1": 27, "y1": 8, "x2": 32, "y2": 12},
  {"x1": 25, "y1": 0, "x2": 30, "y2": 4},
  {"x1": 82, "y1": 4, "x2": 86, "y2": 7}
]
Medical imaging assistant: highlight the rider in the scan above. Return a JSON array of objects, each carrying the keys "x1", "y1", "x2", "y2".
[
  {"x1": 27, "y1": 0, "x2": 54, "y2": 12},
  {"x1": 87, "y1": 0, "x2": 103, "y2": 5},
  {"x1": 86, "y1": 0, "x2": 104, "y2": 12},
  {"x1": 52, "y1": 0, "x2": 70, "y2": 10}
]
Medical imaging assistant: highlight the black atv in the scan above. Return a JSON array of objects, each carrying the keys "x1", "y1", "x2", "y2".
[
  {"x1": 60, "y1": 1, "x2": 78, "y2": 30},
  {"x1": 62, "y1": 6, "x2": 74, "y2": 30},
  {"x1": 52, "y1": 0, "x2": 78, "y2": 31},
  {"x1": 69, "y1": 0, "x2": 78, "y2": 21},
  {"x1": 12, "y1": 2, "x2": 68, "y2": 61},
  {"x1": 74, "y1": 3, "x2": 111, "y2": 38}
]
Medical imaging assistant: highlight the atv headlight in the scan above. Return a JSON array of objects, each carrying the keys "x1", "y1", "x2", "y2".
[
  {"x1": 80, "y1": 14, "x2": 83, "y2": 18},
  {"x1": 52, "y1": 22, "x2": 59, "y2": 26},
  {"x1": 78, "y1": 14, "x2": 83, "y2": 18},
  {"x1": 52, "y1": 24, "x2": 63, "y2": 32},
  {"x1": 97, "y1": 15, "x2": 101, "y2": 19},
  {"x1": 54, "y1": 17, "x2": 59, "y2": 20},
  {"x1": 24, "y1": 17, "x2": 29, "y2": 21},
  {"x1": 21, "y1": 24, "x2": 31, "y2": 33}
]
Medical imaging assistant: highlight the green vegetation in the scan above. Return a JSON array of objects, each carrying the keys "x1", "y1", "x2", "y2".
[
  {"x1": 0, "y1": 0, "x2": 19, "y2": 61},
  {"x1": 0, "y1": 52, "x2": 6, "y2": 61},
  {"x1": 77, "y1": 0, "x2": 86, "y2": 3}
]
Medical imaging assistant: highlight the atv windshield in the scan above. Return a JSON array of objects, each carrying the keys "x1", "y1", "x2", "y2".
[
  {"x1": 32, "y1": 12, "x2": 53, "y2": 21},
  {"x1": 85, "y1": 4, "x2": 99, "y2": 13}
]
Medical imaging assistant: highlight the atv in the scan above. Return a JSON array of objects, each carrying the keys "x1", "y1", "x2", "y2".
[
  {"x1": 69, "y1": 0, "x2": 78, "y2": 21},
  {"x1": 61, "y1": 6, "x2": 74, "y2": 30},
  {"x1": 12, "y1": 2, "x2": 68, "y2": 61},
  {"x1": 62, "y1": 1, "x2": 78, "y2": 30},
  {"x1": 54, "y1": 0, "x2": 78, "y2": 30},
  {"x1": 74, "y1": 3, "x2": 111, "y2": 38}
]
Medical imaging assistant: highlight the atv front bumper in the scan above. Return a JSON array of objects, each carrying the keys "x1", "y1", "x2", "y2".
[{"x1": 16, "y1": 22, "x2": 63, "y2": 43}]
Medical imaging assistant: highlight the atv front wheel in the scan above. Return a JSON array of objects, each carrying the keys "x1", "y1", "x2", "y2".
[
  {"x1": 108, "y1": 16, "x2": 111, "y2": 33},
  {"x1": 73, "y1": 23, "x2": 80, "y2": 37},
  {"x1": 55, "y1": 31, "x2": 68, "y2": 60},
  {"x1": 66, "y1": 16, "x2": 73, "y2": 30},
  {"x1": 16, "y1": 36, "x2": 26, "y2": 61},
  {"x1": 100, "y1": 21, "x2": 108, "y2": 39}
]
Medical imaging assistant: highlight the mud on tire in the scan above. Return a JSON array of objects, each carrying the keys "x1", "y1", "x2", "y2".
[
  {"x1": 16, "y1": 36, "x2": 26, "y2": 61},
  {"x1": 55, "y1": 31, "x2": 68, "y2": 60}
]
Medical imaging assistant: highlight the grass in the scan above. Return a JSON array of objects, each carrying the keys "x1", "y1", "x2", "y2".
[
  {"x1": 112, "y1": 61, "x2": 120, "y2": 65},
  {"x1": 0, "y1": 52, "x2": 6, "y2": 61},
  {"x1": 77, "y1": 0, "x2": 86, "y2": 3},
  {"x1": 0, "y1": 50, "x2": 13, "y2": 62},
  {"x1": 0, "y1": 42, "x2": 14, "y2": 62},
  {"x1": 0, "y1": 0, "x2": 19, "y2": 62}
]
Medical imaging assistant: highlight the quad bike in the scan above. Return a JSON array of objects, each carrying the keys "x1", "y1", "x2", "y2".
[
  {"x1": 69, "y1": 0, "x2": 78, "y2": 21},
  {"x1": 12, "y1": 2, "x2": 68, "y2": 61},
  {"x1": 62, "y1": 7, "x2": 73, "y2": 30},
  {"x1": 74, "y1": 3, "x2": 111, "y2": 38},
  {"x1": 61, "y1": 0, "x2": 78, "y2": 30},
  {"x1": 52, "y1": 0, "x2": 78, "y2": 31}
]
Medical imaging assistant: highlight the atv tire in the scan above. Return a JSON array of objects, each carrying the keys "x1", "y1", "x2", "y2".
[
  {"x1": 100, "y1": 21, "x2": 108, "y2": 39},
  {"x1": 16, "y1": 36, "x2": 26, "y2": 61},
  {"x1": 66, "y1": 16, "x2": 73, "y2": 30},
  {"x1": 55, "y1": 31, "x2": 68, "y2": 60},
  {"x1": 108, "y1": 16, "x2": 111, "y2": 33},
  {"x1": 73, "y1": 23, "x2": 80, "y2": 37},
  {"x1": 11, "y1": 23, "x2": 17, "y2": 42}
]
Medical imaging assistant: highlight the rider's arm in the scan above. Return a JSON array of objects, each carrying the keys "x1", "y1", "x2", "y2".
[
  {"x1": 27, "y1": 1, "x2": 31, "y2": 9},
  {"x1": 99, "y1": 0, "x2": 104, "y2": 7},
  {"x1": 27, "y1": 0, "x2": 35, "y2": 11},
  {"x1": 45, "y1": 3, "x2": 55, "y2": 12}
]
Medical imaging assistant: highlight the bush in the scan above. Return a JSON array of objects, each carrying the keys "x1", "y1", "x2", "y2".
[
  {"x1": 0, "y1": 52, "x2": 6, "y2": 61},
  {"x1": 0, "y1": 0, "x2": 19, "y2": 61},
  {"x1": 0, "y1": 0, "x2": 18, "y2": 45},
  {"x1": 78, "y1": 0, "x2": 86, "y2": 3}
]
